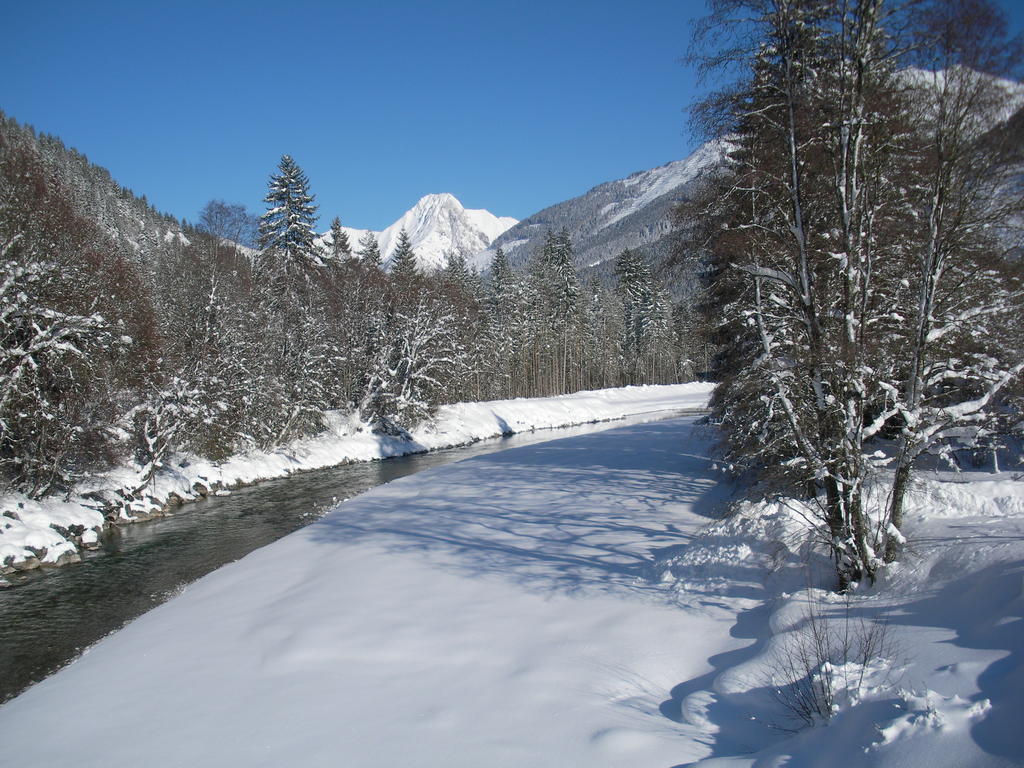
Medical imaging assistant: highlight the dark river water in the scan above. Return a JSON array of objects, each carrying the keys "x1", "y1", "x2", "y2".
[{"x1": 0, "y1": 410, "x2": 692, "y2": 703}]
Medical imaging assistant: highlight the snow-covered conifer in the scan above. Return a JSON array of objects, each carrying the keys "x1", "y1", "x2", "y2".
[
  {"x1": 257, "y1": 155, "x2": 319, "y2": 271},
  {"x1": 442, "y1": 250, "x2": 479, "y2": 295},
  {"x1": 389, "y1": 229, "x2": 419, "y2": 281},
  {"x1": 329, "y1": 216, "x2": 352, "y2": 261},
  {"x1": 359, "y1": 295, "x2": 468, "y2": 433},
  {"x1": 614, "y1": 248, "x2": 657, "y2": 384},
  {"x1": 357, "y1": 231, "x2": 382, "y2": 269}
]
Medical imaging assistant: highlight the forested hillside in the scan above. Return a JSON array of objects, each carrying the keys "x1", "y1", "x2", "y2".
[
  {"x1": 0, "y1": 115, "x2": 698, "y2": 519},
  {"x1": 480, "y1": 139, "x2": 727, "y2": 297}
]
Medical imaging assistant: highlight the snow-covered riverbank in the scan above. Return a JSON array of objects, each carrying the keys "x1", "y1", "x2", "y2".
[
  {"x1": 0, "y1": 383, "x2": 712, "y2": 575},
  {"x1": 1, "y1": 409, "x2": 1021, "y2": 767},
  {"x1": 652, "y1": 469, "x2": 1024, "y2": 767},
  {"x1": 0, "y1": 414, "x2": 742, "y2": 767}
]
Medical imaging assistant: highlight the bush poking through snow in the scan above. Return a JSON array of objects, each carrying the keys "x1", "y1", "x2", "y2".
[{"x1": 767, "y1": 590, "x2": 901, "y2": 731}]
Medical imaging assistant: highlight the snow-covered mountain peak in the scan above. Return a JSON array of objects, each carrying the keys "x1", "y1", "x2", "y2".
[
  {"x1": 411, "y1": 192, "x2": 461, "y2": 211},
  {"x1": 319, "y1": 193, "x2": 517, "y2": 272},
  {"x1": 378, "y1": 193, "x2": 516, "y2": 270}
]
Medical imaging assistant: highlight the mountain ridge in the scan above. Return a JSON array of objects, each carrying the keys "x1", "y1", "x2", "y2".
[{"x1": 472, "y1": 138, "x2": 729, "y2": 276}]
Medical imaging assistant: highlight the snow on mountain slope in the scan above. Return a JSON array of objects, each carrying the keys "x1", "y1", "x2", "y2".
[
  {"x1": 601, "y1": 139, "x2": 727, "y2": 231},
  {"x1": 900, "y1": 68, "x2": 1024, "y2": 125},
  {"x1": 464, "y1": 206, "x2": 519, "y2": 244},
  {"x1": 475, "y1": 138, "x2": 729, "y2": 273},
  {"x1": 475, "y1": 71, "x2": 1023, "y2": 277},
  {"x1": 320, "y1": 193, "x2": 517, "y2": 272}
]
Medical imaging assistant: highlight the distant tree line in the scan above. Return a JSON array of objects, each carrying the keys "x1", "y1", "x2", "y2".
[
  {"x1": 0, "y1": 123, "x2": 696, "y2": 503},
  {"x1": 681, "y1": 0, "x2": 1024, "y2": 587}
]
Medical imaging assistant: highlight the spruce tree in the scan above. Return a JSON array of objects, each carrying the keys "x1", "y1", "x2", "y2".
[
  {"x1": 486, "y1": 247, "x2": 515, "y2": 319},
  {"x1": 357, "y1": 231, "x2": 382, "y2": 269},
  {"x1": 527, "y1": 229, "x2": 581, "y2": 394},
  {"x1": 257, "y1": 155, "x2": 319, "y2": 271},
  {"x1": 329, "y1": 216, "x2": 352, "y2": 261},
  {"x1": 482, "y1": 246, "x2": 527, "y2": 398},
  {"x1": 389, "y1": 229, "x2": 419, "y2": 281},
  {"x1": 614, "y1": 248, "x2": 655, "y2": 383},
  {"x1": 543, "y1": 228, "x2": 579, "y2": 321},
  {"x1": 442, "y1": 250, "x2": 473, "y2": 293}
]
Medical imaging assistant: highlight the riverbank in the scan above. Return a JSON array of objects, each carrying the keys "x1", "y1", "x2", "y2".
[
  {"x1": 2, "y1": 410, "x2": 1021, "y2": 766},
  {"x1": 0, "y1": 383, "x2": 713, "y2": 577},
  {"x1": 0, "y1": 414, "x2": 740, "y2": 766}
]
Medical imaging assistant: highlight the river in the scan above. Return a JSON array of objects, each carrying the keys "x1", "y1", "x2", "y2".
[{"x1": 0, "y1": 410, "x2": 693, "y2": 703}]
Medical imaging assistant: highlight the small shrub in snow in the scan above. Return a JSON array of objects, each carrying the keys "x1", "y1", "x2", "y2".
[{"x1": 767, "y1": 591, "x2": 901, "y2": 730}]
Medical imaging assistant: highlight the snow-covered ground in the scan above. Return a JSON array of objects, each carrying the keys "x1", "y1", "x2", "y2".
[
  {"x1": 0, "y1": 384, "x2": 712, "y2": 574},
  {"x1": 2, "y1": 402, "x2": 1020, "y2": 767},
  {"x1": 0, "y1": 414, "x2": 742, "y2": 767},
  {"x1": 654, "y1": 470, "x2": 1024, "y2": 767}
]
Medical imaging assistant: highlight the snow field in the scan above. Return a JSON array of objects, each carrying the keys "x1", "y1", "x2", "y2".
[
  {"x1": 4, "y1": 386, "x2": 1017, "y2": 767},
  {"x1": 1, "y1": 383, "x2": 711, "y2": 575},
  {"x1": 0, "y1": 414, "x2": 750, "y2": 767}
]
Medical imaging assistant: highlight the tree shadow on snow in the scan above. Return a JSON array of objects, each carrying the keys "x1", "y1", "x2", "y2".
[
  {"x1": 308, "y1": 419, "x2": 729, "y2": 596},
  {"x1": 895, "y1": 558, "x2": 1024, "y2": 763},
  {"x1": 660, "y1": 600, "x2": 781, "y2": 764},
  {"x1": 663, "y1": 594, "x2": 911, "y2": 767}
]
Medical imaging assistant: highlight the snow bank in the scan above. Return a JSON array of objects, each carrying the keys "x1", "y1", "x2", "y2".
[
  {"x1": 1, "y1": 383, "x2": 712, "y2": 575},
  {"x1": 656, "y1": 468, "x2": 1024, "y2": 767},
  {"x1": 0, "y1": 413, "x2": 745, "y2": 767}
]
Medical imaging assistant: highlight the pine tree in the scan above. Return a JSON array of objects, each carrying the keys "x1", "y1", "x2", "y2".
[
  {"x1": 488, "y1": 248, "x2": 512, "y2": 302},
  {"x1": 358, "y1": 295, "x2": 469, "y2": 434},
  {"x1": 542, "y1": 228, "x2": 581, "y2": 393},
  {"x1": 580, "y1": 277, "x2": 623, "y2": 390},
  {"x1": 482, "y1": 247, "x2": 527, "y2": 398},
  {"x1": 257, "y1": 155, "x2": 319, "y2": 272},
  {"x1": 543, "y1": 228, "x2": 580, "y2": 322},
  {"x1": 486, "y1": 247, "x2": 518, "y2": 327},
  {"x1": 389, "y1": 229, "x2": 419, "y2": 281},
  {"x1": 442, "y1": 250, "x2": 475, "y2": 293},
  {"x1": 329, "y1": 216, "x2": 351, "y2": 261},
  {"x1": 614, "y1": 248, "x2": 654, "y2": 383},
  {"x1": 357, "y1": 231, "x2": 382, "y2": 269}
]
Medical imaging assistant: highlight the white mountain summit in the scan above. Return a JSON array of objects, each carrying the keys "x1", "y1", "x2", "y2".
[{"x1": 321, "y1": 193, "x2": 517, "y2": 272}]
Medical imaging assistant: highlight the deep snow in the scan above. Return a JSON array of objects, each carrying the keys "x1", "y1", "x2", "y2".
[
  {"x1": 0, "y1": 415, "x2": 747, "y2": 767},
  {"x1": 1, "y1": 399, "x2": 1021, "y2": 768},
  {"x1": 655, "y1": 471, "x2": 1024, "y2": 767}
]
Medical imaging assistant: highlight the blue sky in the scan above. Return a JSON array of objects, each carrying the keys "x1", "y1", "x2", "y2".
[{"x1": 2, "y1": 1, "x2": 1023, "y2": 231}]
